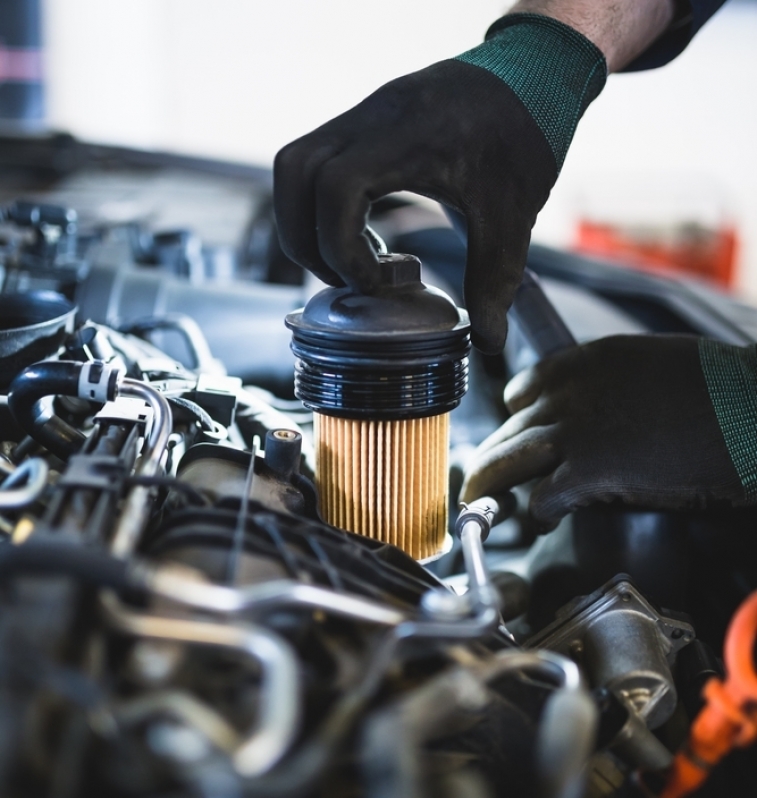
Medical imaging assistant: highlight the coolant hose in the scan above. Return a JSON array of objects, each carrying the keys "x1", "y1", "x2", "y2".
[
  {"x1": 8, "y1": 360, "x2": 123, "y2": 459},
  {"x1": 536, "y1": 688, "x2": 598, "y2": 798}
]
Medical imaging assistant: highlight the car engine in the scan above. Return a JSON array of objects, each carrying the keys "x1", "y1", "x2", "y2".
[{"x1": 0, "y1": 135, "x2": 756, "y2": 798}]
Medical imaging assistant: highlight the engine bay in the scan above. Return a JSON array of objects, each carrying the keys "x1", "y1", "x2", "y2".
[{"x1": 1, "y1": 134, "x2": 757, "y2": 798}]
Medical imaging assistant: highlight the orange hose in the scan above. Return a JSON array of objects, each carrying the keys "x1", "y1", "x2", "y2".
[
  {"x1": 661, "y1": 591, "x2": 757, "y2": 798},
  {"x1": 724, "y1": 590, "x2": 757, "y2": 703}
]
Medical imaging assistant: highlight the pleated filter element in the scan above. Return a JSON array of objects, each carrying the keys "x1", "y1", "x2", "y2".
[
  {"x1": 286, "y1": 253, "x2": 470, "y2": 560},
  {"x1": 315, "y1": 412, "x2": 449, "y2": 560}
]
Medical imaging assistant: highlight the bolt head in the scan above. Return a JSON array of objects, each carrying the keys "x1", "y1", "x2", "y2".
[
  {"x1": 420, "y1": 587, "x2": 469, "y2": 621},
  {"x1": 147, "y1": 722, "x2": 210, "y2": 763}
]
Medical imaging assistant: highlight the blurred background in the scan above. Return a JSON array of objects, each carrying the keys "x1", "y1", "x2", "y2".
[{"x1": 3, "y1": 0, "x2": 757, "y2": 297}]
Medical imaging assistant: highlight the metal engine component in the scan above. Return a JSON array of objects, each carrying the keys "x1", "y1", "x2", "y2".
[
  {"x1": 0, "y1": 299, "x2": 598, "y2": 796},
  {"x1": 528, "y1": 575, "x2": 694, "y2": 729},
  {"x1": 174, "y1": 432, "x2": 313, "y2": 518},
  {"x1": 1, "y1": 184, "x2": 750, "y2": 797}
]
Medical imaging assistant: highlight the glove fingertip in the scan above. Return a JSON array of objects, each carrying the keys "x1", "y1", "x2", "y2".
[
  {"x1": 470, "y1": 317, "x2": 507, "y2": 355},
  {"x1": 458, "y1": 473, "x2": 483, "y2": 506}
]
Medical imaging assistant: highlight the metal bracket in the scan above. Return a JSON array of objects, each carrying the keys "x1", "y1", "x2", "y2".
[{"x1": 527, "y1": 576, "x2": 694, "y2": 729}]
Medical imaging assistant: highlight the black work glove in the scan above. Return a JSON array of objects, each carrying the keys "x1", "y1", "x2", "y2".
[
  {"x1": 274, "y1": 14, "x2": 606, "y2": 353},
  {"x1": 460, "y1": 335, "x2": 757, "y2": 529}
]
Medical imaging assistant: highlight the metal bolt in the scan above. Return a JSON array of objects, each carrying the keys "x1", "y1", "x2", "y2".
[
  {"x1": 420, "y1": 587, "x2": 469, "y2": 621},
  {"x1": 147, "y1": 722, "x2": 210, "y2": 763},
  {"x1": 128, "y1": 640, "x2": 183, "y2": 685}
]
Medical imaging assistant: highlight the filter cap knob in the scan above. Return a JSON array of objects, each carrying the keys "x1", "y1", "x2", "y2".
[{"x1": 288, "y1": 253, "x2": 467, "y2": 341}]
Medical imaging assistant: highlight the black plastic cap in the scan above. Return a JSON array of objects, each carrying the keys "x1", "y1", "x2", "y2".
[
  {"x1": 286, "y1": 254, "x2": 470, "y2": 420},
  {"x1": 265, "y1": 429, "x2": 302, "y2": 477}
]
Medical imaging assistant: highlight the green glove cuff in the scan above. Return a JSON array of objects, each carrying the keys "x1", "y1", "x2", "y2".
[
  {"x1": 699, "y1": 339, "x2": 757, "y2": 500},
  {"x1": 455, "y1": 13, "x2": 607, "y2": 171}
]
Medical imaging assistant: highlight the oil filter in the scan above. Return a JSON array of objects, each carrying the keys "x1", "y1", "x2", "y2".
[{"x1": 286, "y1": 253, "x2": 470, "y2": 560}]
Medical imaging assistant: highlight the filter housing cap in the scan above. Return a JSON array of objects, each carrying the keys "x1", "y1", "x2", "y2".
[{"x1": 286, "y1": 253, "x2": 471, "y2": 419}]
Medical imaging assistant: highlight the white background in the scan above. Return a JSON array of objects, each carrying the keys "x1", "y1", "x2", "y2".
[{"x1": 42, "y1": 1, "x2": 757, "y2": 295}]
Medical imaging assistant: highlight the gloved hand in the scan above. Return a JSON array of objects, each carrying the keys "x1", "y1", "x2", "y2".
[
  {"x1": 460, "y1": 335, "x2": 757, "y2": 529},
  {"x1": 274, "y1": 14, "x2": 606, "y2": 353}
]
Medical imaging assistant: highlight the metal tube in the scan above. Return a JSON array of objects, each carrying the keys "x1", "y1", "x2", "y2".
[
  {"x1": 360, "y1": 648, "x2": 589, "y2": 798},
  {"x1": 110, "y1": 379, "x2": 172, "y2": 557},
  {"x1": 454, "y1": 496, "x2": 514, "y2": 616},
  {"x1": 117, "y1": 379, "x2": 172, "y2": 478},
  {"x1": 149, "y1": 567, "x2": 407, "y2": 627},
  {"x1": 101, "y1": 592, "x2": 300, "y2": 776},
  {"x1": 150, "y1": 561, "x2": 504, "y2": 640},
  {"x1": 114, "y1": 690, "x2": 240, "y2": 754},
  {"x1": 482, "y1": 650, "x2": 595, "y2": 798},
  {"x1": 481, "y1": 649, "x2": 583, "y2": 692},
  {"x1": 460, "y1": 520, "x2": 491, "y2": 598}
]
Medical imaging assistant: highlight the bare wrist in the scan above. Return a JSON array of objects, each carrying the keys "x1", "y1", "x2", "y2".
[{"x1": 506, "y1": 0, "x2": 676, "y2": 72}]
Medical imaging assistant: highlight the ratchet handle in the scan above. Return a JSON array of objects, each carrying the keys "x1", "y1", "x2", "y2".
[{"x1": 510, "y1": 269, "x2": 577, "y2": 357}]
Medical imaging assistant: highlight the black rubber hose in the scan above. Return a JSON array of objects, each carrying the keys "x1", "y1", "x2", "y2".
[
  {"x1": 0, "y1": 540, "x2": 146, "y2": 598},
  {"x1": 168, "y1": 396, "x2": 214, "y2": 431},
  {"x1": 8, "y1": 361, "x2": 87, "y2": 458},
  {"x1": 510, "y1": 270, "x2": 577, "y2": 358}
]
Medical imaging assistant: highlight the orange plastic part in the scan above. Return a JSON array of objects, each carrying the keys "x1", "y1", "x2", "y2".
[
  {"x1": 574, "y1": 221, "x2": 739, "y2": 288},
  {"x1": 661, "y1": 591, "x2": 757, "y2": 798}
]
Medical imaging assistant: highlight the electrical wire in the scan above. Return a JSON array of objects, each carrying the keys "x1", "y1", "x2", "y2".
[{"x1": 225, "y1": 437, "x2": 258, "y2": 585}]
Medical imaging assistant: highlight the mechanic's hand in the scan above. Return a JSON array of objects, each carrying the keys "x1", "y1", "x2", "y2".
[
  {"x1": 274, "y1": 14, "x2": 606, "y2": 353},
  {"x1": 460, "y1": 335, "x2": 757, "y2": 529}
]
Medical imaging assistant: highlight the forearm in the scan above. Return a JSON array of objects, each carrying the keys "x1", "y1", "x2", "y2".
[{"x1": 507, "y1": 0, "x2": 676, "y2": 72}]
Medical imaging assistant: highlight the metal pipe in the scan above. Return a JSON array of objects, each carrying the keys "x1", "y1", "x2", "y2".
[
  {"x1": 148, "y1": 567, "x2": 406, "y2": 627},
  {"x1": 0, "y1": 457, "x2": 48, "y2": 508},
  {"x1": 454, "y1": 495, "x2": 513, "y2": 613},
  {"x1": 480, "y1": 651, "x2": 594, "y2": 798},
  {"x1": 360, "y1": 648, "x2": 588, "y2": 798},
  {"x1": 114, "y1": 689, "x2": 240, "y2": 754},
  {"x1": 100, "y1": 592, "x2": 300, "y2": 776},
  {"x1": 149, "y1": 530, "x2": 502, "y2": 644},
  {"x1": 110, "y1": 379, "x2": 172, "y2": 557},
  {"x1": 117, "y1": 379, "x2": 172, "y2": 478},
  {"x1": 480, "y1": 649, "x2": 583, "y2": 692},
  {"x1": 149, "y1": 558, "x2": 502, "y2": 640},
  {"x1": 460, "y1": 520, "x2": 492, "y2": 601},
  {"x1": 480, "y1": 650, "x2": 596, "y2": 798}
]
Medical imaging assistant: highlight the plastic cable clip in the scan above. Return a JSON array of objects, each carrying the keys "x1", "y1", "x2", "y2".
[{"x1": 77, "y1": 361, "x2": 124, "y2": 403}]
